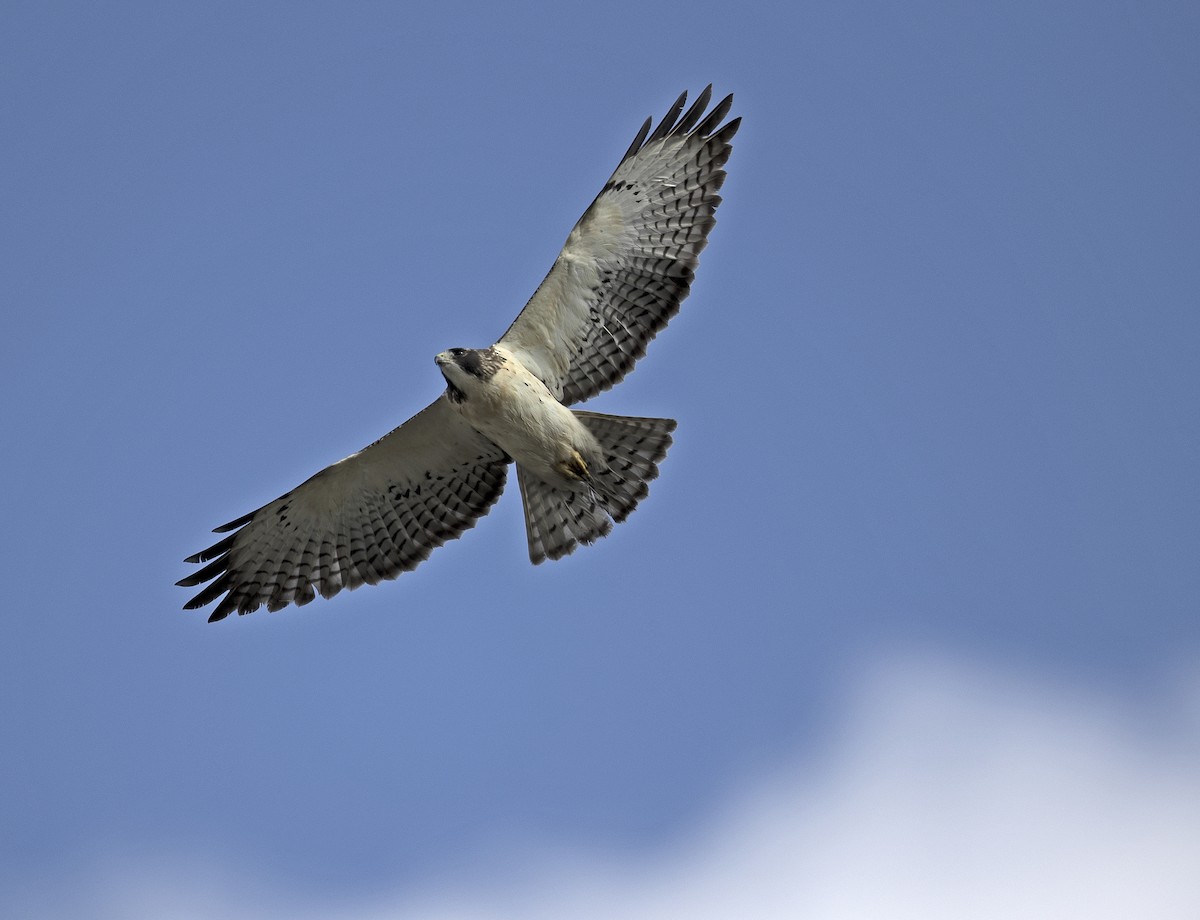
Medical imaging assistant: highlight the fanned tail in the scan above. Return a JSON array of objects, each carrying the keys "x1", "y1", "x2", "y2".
[{"x1": 517, "y1": 412, "x2": 676, "y2": 564}]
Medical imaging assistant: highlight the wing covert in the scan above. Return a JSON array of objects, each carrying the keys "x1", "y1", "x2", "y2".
[
  {"x1": 177, "y1": 396, "x2": 509, "y2": 621},
  {"x1": 499, "y1": 86, "x2": 740, "y2": 405}
]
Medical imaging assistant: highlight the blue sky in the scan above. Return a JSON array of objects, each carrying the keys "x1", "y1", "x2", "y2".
[{"x1": 2, "y1": 1, "x2": 1198, "y2": 916}]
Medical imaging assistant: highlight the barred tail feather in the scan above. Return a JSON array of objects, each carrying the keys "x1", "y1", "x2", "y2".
[
  {"x1": 517, "y1": 465, "x2": 613, "y2": 565},
  {"x1": 517, "y1": 412, "x2": 677, "y2": 564},
  {"x1": 575, "y1": 411, "x2": 676, "y2": 522}
]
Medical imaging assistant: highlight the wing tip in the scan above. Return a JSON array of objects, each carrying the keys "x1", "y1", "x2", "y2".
[
  {"x1": 621, "y1": 87, "x2": 738, "y2": 165},
  {"x1": 619, "y1": 116, "x2": 653, "y2": 165},
  {"x1": 213, "y1": 510, "x2": 254, "y2": 533}
]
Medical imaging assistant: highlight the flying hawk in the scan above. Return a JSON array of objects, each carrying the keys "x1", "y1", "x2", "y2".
[{"x1": 179, "y1": 87, "x2": 739, "y2": 621}]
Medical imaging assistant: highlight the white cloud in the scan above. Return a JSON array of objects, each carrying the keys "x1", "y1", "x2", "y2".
[{"x1": 16, "y1": 651, "x2": 1200, "y2": 920}]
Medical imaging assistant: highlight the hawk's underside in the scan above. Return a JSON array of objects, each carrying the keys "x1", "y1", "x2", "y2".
[{"x1": 179, "y1": 87, "x2": 739, "y2": 621}]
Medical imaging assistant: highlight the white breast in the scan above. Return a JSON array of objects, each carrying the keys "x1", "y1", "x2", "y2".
[{"x1": 450, "y1": 347, "x2": 599, "y2": 486}]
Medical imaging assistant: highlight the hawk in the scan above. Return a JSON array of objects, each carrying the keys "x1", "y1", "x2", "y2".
[{"x1": 179, "y1": 87, "x2": 739, "y2": 621}]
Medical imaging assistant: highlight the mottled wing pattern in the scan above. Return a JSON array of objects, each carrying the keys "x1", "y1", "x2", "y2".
[
  {"x1": 177, "y1": 397, "x2": 509, "y2": 621},
  {"x1": 499, "y1": 86, "x2": 739, "y2": 406}
]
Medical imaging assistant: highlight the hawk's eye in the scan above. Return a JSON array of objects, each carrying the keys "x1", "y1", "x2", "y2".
[{"x1": 449, "y1": 348, "x2": 467, "y2": 357}]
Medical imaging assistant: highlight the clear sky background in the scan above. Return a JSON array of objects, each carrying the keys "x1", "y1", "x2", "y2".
[{"x1": 2, "y1": 2, "x2": 1198, "y2": 917}]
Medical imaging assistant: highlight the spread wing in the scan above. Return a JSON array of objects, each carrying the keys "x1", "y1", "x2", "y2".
[
  {"x1": 499, "y1": 86, "x2": 740, "y2": 405},
  {"x1": 177, "y1": 397, "x2": 509, "y2": 622}
]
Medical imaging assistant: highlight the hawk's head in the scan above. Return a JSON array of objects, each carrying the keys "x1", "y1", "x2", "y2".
[{"x1": 435, "y1": 347, "x2": 506, "y2": 403}]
